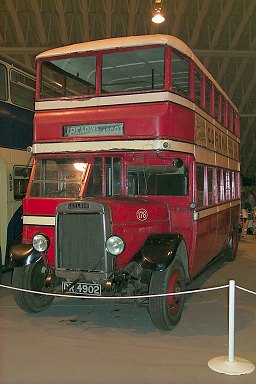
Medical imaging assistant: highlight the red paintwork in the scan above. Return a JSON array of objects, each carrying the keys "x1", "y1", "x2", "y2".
[
  {"x1": 106, "y1": 198, "x2": 170, "y2": 268},
  {"x1": 23, "y1": 42, "x2": 240, "y2": 282},
  {"x1": 34, "y1": 102, "x2": 195, "y2": 144},
  {"x1": 190, "y1": 204, "x2": 240, "y2": 277},
  {"x1": 23, "y1": 197, "x2": 70, "y2": 215},
  {"x1": 22, "y1": 196, "x2": 170, "y2": 268},
  {"x1": 22, "y1": 144, "x2": 240, "y2": 277}
]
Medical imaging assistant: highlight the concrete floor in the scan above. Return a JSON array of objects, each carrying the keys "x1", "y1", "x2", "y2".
[{"x1": 0, "y1": 235, "x2": 256, "y2": 384}]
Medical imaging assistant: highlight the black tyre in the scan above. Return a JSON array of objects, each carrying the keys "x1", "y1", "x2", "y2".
[
  {"x1": 226, "y1": 225, "x2": 239, "y2": 262},
  {"x1": 12, "y1": 261, "x2": 54, "y2": 313},
  {"x1": 148, "y1": 258, "x2": 186, "y2": 330}
]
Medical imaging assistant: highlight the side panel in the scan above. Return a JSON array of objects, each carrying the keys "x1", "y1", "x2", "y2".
[
  {"x1": 190, "y1": 202, "x2": 240, "y2": 278},
  {"x1": 214, "y1": 208, "x2": 231, "y2": 256},
  {"x1": 191, "y1": 214, "x2": 217, "y2": 277}
]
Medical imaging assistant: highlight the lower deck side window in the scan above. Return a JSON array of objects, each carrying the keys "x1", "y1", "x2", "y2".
[
  {"x1": 197, "y1": 164, "x2": 240, "y2": 208},
  {"x1": 127, "y1": 165, "x2": 189, "y2": 196}
]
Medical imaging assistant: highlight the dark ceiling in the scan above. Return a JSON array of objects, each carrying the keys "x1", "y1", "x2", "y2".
[{"x1": 0, "y1": 0, "x2": 255, "y2": 179}]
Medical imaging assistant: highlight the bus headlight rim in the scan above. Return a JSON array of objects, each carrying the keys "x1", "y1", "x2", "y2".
[
  {"x1": 106, "y1": 235, "x2": 125, "y2": 256},
  {"x1": 32, "y1": 233, "x2": 50, "y2": 252}
]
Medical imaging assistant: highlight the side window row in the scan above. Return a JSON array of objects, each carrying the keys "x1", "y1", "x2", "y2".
[
  {"x1": 171, "y1": 51, "x2": 239, "y2": 135},
  {"x1": 0, "y1": 62, "x2": 35, "y2": 110},
  {"x1": 196, "y1": 165, "x2": 240, "y2": 208}
]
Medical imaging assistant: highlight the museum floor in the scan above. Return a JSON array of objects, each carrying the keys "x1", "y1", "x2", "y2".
[{"x1": 1, "y1": 234, "x2": 256, "y2": 384}]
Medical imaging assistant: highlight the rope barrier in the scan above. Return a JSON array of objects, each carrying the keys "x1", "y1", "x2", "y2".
[
  {"x1": 236, "y1": 285, "x2": 256, "y2": 296},
  {"x1": 0, "y1": 282, "x2": 229, "y2": 300},
  {"x1": 1, "y1": 282, "x2": 256, "y2": 300},
  {"x1": 1, "y1": 279, "x2": 255, "y2": 375}
]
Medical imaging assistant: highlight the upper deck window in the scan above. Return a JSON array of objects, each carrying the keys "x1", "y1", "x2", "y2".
[
  {"x1": 205, "y1": 78, "x2": 211, "y2": 115},
  {"x1": 10, "y1": 69, "x2": 35, "y2": 110},
  {"x1": 221, "y1": 96, "x2": 225, "y2": 125},
  {"x1": 194, "y1": 66, "x2": 202, "y2": 106},
  {"x1": 101, "y1": 47, "x2": 165, "y2": 93},
  {"x1": 39, "y1": 47, "x2": 165, "y2": 98},
  {"x1": 171, "y1": 52, "x2": 190, "y2": 96},
  {"x1": 40, "y1": 55, "x2": 96, "y2": 98},
  {"x1": 214, "y1": 89, "x2": 221, "y2": 122},
  {"x1": 0, "y1": 63, "x2": 7, "y2": 100}
]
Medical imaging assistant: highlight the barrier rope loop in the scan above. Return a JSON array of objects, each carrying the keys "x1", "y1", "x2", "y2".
[
  {"x1": 0, "y1": 282, "x2": 229, "y2": 300},
  {"x1": 1, "y1": 282, "x2": 256, "y2": 300}
]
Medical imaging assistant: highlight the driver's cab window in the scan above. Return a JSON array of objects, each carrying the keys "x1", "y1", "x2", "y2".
[
  {"x1": 85, "y1": 158, "x2": 103, "y2": 197},
  {"x1": 85, "y1": 157, "x2": 122, "y2": 197},
  {"x1": 106, "y1": 157, "x2": 122, "y2": 196}
]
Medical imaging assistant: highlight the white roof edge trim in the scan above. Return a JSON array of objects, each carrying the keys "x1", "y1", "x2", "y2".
[
  {"x1": 36, "y1": 34, "x2": 237, "y2": 112},
  {"x1": 36, "y1": 35, "x2": 190, "y2": 59}
]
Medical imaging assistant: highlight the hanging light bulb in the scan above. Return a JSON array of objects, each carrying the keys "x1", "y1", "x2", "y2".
[
  {"x1": 152, "y1": 10, "x2": 165, "y2": 24},
  {"x1": 152, "y1": 0, "x2": 165, "y2": 24}
]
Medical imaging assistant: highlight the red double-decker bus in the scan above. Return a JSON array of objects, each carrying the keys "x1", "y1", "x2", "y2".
[{"x1": 11, "y1": 35, "x2": 240, "y2": 330}]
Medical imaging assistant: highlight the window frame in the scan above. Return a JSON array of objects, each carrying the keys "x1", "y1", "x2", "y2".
[{"x1": 170, "y1": 49, "x2": 191, "y2": 98}]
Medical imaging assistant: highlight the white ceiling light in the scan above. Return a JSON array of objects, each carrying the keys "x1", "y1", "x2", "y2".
[{"x1": 152, "y1": 0, "x2": 165, "y2": 24}]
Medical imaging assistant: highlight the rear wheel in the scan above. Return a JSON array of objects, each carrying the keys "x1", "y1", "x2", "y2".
[
  {"x1": 148, "y1": 258, "x2": 186, "y2": 330},
  {"x1": 12, "y1": 260, "x2": 54, "y2": 313}
]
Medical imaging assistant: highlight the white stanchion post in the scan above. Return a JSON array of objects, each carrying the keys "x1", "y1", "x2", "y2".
[
  {"x1": 228, "y1": 279, "x2": 235, "y2": 364},
  {"x1": 208, "y1": 280, "x2": 255, "y2": 375}
]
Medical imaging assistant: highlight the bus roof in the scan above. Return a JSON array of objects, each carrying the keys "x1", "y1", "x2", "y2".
[
  {"x1": 36, "y1": 35, "x2": 194, "y2": 60},
  {"x1": 36, "y1": 34, "x2": 238, "y2": 112}
]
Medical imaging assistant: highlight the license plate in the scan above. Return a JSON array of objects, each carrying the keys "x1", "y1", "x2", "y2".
[{"x1": 62, "y1": 281, "x2": 101, "y2": 296}]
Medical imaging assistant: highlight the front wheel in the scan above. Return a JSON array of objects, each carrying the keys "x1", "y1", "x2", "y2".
[
  {"x1": 148, "y1": 258, "x2": 186, "y2": 330},
  {"x1": 12, "y1": 260, "x2": 54, "y2": 313}
]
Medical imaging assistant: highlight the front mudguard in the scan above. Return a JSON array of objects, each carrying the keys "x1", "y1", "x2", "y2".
[
  {"x1": 139, "y1": 233, "x2": 186, "y2": 271},
  {"x1": 10, "y1": 243, "x2": 42, "y2": 267}
]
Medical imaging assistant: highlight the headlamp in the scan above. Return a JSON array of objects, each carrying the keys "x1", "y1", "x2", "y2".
[
  {"x1": 32, "y1": 234, "x2": 49, "y2": 252},
  {"x1": 106, "y1": 235, "x2": 125, "y2": 256}
]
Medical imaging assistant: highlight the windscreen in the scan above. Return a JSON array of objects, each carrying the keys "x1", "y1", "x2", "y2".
[
  {"x1": 39, "y1": 46, "x2": 165, "y2": 98},
  {"x1": 29, "y1": 156, "x2": 122, "y2": 198},
  {"x1": 29, "y1": 158, "x2": 89, "y2": 198}
]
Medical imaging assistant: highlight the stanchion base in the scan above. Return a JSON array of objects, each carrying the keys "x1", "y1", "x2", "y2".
[{"x1": 208, "y1": 356, "x2": 255, "y2": 375}]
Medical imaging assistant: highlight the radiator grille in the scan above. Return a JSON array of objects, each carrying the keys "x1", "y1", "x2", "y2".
[{"x1": 56, "y1": 212, "x2": 106, "y2": 272}]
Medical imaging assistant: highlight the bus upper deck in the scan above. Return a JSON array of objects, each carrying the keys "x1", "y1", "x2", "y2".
[{"x1": 33, "y1": 35, "x2": 239, "y2": 171}]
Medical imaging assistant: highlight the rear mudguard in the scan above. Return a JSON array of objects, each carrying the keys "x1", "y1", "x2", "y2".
[
  {"x1": 139, "y1": 233, "x2": 187, "y2": 272},
  {"x1": 10, "y1": 242, "x2": 41, "y2": 267}
]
